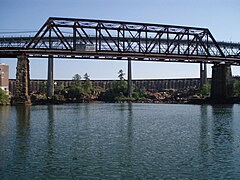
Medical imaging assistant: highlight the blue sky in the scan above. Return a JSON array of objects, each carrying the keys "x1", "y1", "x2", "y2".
[{"x1": 0, "y1": 0, "x2": 240, "y2": 80}]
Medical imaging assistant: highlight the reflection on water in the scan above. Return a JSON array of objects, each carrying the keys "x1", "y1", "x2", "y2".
[
  {"x1": 47, "y1": 105, "x2": 55, "y2": 153},
  {"x1": 211, "y1": 105, "x2": 234, "y2": 178},
  {"x1": 45, "y1": 105, "x2": 55, "y2": 175},
  {"x1": 0, "y1": 103, "x2": 240, "y2": 179},
  {"x1": 0, "y1": 105, "x2": 10, "y2": 175},
  {"x1": 199, "y1": 105, "x2": 235, "y2": 179},
  {"x1": 15, "y1": 105, "x2": 31, "y2": 155},
  {"x1": 0, "y1": 106, "x2": 10, "y2": 140}
]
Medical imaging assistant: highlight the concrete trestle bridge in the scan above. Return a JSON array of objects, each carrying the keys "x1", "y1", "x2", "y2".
[{"x1": 0, "y1": 17, "x2": 240, "y2": 104}]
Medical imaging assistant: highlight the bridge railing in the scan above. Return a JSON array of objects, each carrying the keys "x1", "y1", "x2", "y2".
[{"x1": 0, "y1": 36, "x2": 239, "y2": 57}]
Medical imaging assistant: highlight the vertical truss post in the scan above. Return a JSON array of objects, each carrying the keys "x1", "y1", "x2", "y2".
[
  {"x1": 167, "y1": 28, "x2": 169, "y2": 54},
  {"x1": 128, "y1": 58, "x2": 132, "y2": 98},
  {"x1": 98, "y1": 27, "x2": 101, "y2": 51},
  {"x1": 145, "y1": 27, "x2": 148, "y2": 52},
  {"x1": 117, "y1": 29, "x2": 120, "y2": 52},
  {"x1": 96, "y1": 24, "x2": 99, "y2": 52},
  {"x1": 122, "y1": 27, "x2": 125, "y2": 51},
  {"x1": 73, "y1": 22, "x2": 77, "y2": 50}
]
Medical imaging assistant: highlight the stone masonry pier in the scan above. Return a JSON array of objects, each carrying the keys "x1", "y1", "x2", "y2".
[{"x1": 12, "y1": 55, "x2": 31, "y2": 105}]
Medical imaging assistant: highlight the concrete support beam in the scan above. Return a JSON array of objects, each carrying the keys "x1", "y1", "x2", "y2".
[
  {"x1": 47, "y1": 55, "x2": 54, "y2": 98},
  {"x1": 211, "y1": 63, "x2": 234, "y2": 102},
  {"x1": 200, "y1": 62, "x2": 207, "y2": 89},
  {"x1": 14, "y1": 54, "x2": 31, "y2": 105},
  {"x1": 128, "y1": 58, "x2": 132, "y2": 98}
]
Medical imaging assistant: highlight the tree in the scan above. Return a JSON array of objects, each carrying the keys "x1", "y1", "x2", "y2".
[
  {"x1": 72, "y1": 74, "x2": 82, "y2": 89},
  {"x1": 68, "y1": 74, "x2": 83, "y2": 100},
  {"x1": 83, "y1": 73, "x2": 93, "y2": 95},
  {"x1": 39, "y1": 82, "x2": 47, "y2": 94},
  {"x1": 234, "y1": 80, "x2": 240, "y2": 97},
  {"x1": 55, "y1": 82, "x2": 65, "y2": 94},
  {"x1": 83, "y1": 73, "x2": 90, "y2": 81},
  {"x1": 118, "y1": 69, "x2": 125, "y2": 81},
  {"x1": 72, "y1": 74, "x2": 81, "y2": 85},
  {"x1": 201, "y1": 83, "x2": 211, "y2": 97},
  {"x1": 0, "y1": 89, "x2": 9, "y2": 105},
  {"x1": 59, "y1": 83, "x2": 65, "y2": 91}
]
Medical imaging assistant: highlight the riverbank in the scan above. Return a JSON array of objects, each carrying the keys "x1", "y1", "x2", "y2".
[{"x1": 21, "y1": 88, "x2": 239, "y2": 105}]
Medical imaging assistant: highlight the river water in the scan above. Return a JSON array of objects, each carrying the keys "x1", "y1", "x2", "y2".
[{"x1": 1, "y1": 103, "x2": 240, "y2": 179}]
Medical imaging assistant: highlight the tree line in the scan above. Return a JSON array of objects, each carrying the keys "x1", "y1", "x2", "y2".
[{"x1": 2, "y1": 71, "x2": 240, "y2": 104}]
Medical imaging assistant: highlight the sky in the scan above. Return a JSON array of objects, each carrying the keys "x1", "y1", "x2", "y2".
[{"x1": 0, "y1": 0, "x2": 240, "y2": 80}]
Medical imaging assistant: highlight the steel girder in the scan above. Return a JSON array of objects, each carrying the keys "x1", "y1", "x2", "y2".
[{"x1": 0, "y1": 17, "x2": 240, "y2": 64}]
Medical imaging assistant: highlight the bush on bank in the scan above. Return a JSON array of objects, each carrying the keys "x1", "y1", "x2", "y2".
[
  {"x1": 0, "y1": 89, "x2": 10, "y2": 105},
  {"x1": 234, "y1": 80, "x2": 240, "y2": 98}
]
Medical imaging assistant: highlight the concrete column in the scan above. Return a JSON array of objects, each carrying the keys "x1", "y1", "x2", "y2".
[
  {"x1": 128, "y1": 58, "x2": 132, "y2": 98},
  {"x1": 200, "y1": 62, "x2": 207, "y2": 89},
  {"x1": 211, "y1": 63, "x2": 234, "y2": 102},
  {"x1": 47, "y1": 55, "x2": 54, "y2": 98},
  {"x1": 14, "y1": 54, "x2": 31, "y2": 105}
]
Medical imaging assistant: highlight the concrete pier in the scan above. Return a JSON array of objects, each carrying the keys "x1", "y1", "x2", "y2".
[
  {"x1": 211, "y1": 63, "x2": 234, "y2": 102},
  {"x1": 14, "y1": 54, "x2": 31, "y2": 105},
  {"x1": 128, "y1": 58, "x2": 132, "y2": 97},
  {"x1": 200, "y1": 62, "x2": 207, "y2": 89},
  {"x1": 47, "y1": 55, "x2": 54, "y2": 98}
]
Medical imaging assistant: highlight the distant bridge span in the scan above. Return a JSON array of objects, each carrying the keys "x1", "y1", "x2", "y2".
[{"x1": 0, "y1": 17, "x2": 239, "y2": 104}]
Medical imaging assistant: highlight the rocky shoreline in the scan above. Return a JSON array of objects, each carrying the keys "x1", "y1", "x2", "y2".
[{"x1": 26, "y1": 88, "x2": 239, "y2": 105}]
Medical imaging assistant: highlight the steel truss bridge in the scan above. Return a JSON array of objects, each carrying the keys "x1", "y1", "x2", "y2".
[{"x1": 0, "y1": 17, "x2": 240, "y2": 64}]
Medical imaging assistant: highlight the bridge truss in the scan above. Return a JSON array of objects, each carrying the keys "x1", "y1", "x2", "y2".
[{"x1": 0, "y1": 17, "x2": 240, "y2": 64}]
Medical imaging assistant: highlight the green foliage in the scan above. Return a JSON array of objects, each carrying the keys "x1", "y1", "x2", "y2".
[
  {"x1": 102, "y1": 69, "x2": 149, "y2": 102},
  {"x1": 83, "y1": 81, "x2": 93, "y2": 95},
  {"x1": 59, "y1": 83, "x2": 65, "y2": 91},
  {"x1": 83, "y1": 73, "x2": 90, "y2": 81},
  {"x1": 112, "y1": 80, "x2": 128, "y2": 95},
  {"x1": 103, "y1": 80, "x2": 148, "y2": 102},
  {"x1": 0, "y1": 89, "x2": 10, "y2": 105},
  {"x1": 82, "y1": 73, "x2": 93, "y2": 95},
  {"x1": 103, "y1": 80, "x2": 128, "y2": 102},
  {"x1": 115, "y1": 96, "x2": 135, "y2": 102},
  {"x1": 234, "y1": 80, "x2": 240, "y2": 97},
  {"x1": 118, "y1": 69, "x2": 125, "y2": 81},
  {"x1": 73, "y1": 74, "x2": 81, "y2": 81},
  {"x1": 52, "y1": 94, "x2": 65, "y2": 101},
  {"x1": 132, "y1": 87, "x2": 148, "y2": 100},
  {"x1": 67, "y1": 73, "x2": 96, "y2": 100},
  {"x1": 72, "y1": 74, "x2": 81, "y2": 86},
  {"x1": 55, "y1": 82, "x2": 65, "y2": 94},
  {"x1": 39, "y1": 82, "x2": 47, "y2": 94},
  {"x1": 201, "y1": 83, "x2": 211, "y2": 97},
  {"x1": 67, "y1": 74, "x2": 83, "y2": 100},
  {"x1": 139, "y1": 87, "x2": 148, "y2": 97}
]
